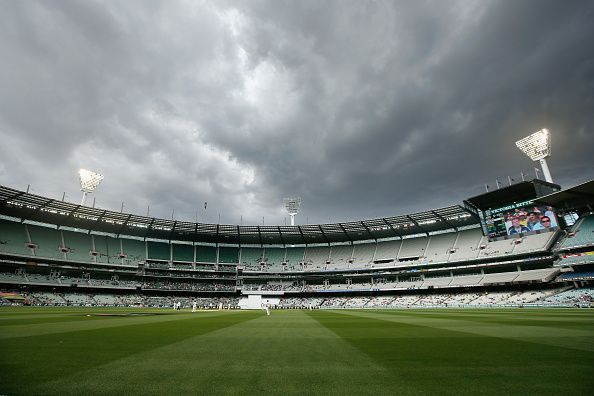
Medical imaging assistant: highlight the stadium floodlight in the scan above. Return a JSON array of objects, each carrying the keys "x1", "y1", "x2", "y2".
[
  {"x1": 283, "y1": 197, "x2": 302, "y2": 226},
  {"x1": 78, "y1": 169, "x2": 104, "y2": 206},
  {"x1": 515, "y1": 128, "x2": 553, "y2": 183}
]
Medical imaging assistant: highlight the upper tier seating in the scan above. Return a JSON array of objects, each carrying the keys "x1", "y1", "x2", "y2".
[
  {"x1": 424, "y1": 233, "x2": 457, "y2": 263},
  {"x1": 351, "y1": 242, "x2": 375, "y2": 266},
  {"x1": 284, "y1": 247, "x2": 305, "y2": 269},
  {"x1": 218, "y1": 247, "x2": 239, "y2": 264},
  {"x1": 93, "y1": 234, "x2": 122, "y2": 264},
  {"x1": 329, "y1": 244, "x2": 353, "y2": 269},
  {"x1": 0, "y1": 219, "x2": 556, "y2": 275},
  {"x1": 121, "y1": 238, "x2": 147, "y2": 265},
  {"x1": 196, "y1": 245, "x2": 217, "y2": 263},
  {"x1": 398, "y1": 236, "x2": 428, "y2": 259},
  {"x1": 62, "y1": 230, "x2": 93, "y2": 262},
  {"x1": 240, "y1": 247, "x2": 263, "y2": 267},
  {"x1": 477, "y1": 236, "x2": 514, "y2": 259},
  {"x1": 373, "y1": 240, "x2": 401, "y2": 261},
  {"x1": 27, "y1": 223, "x2": 64, "y2": 260},
  {"x1": 0, "y1": 220, "x2": 32, "y2": 256},
  {"x1": 147, "y1": 241, "x2": 170, "y2": 261},
  {"x1": 172, "y1": 243, "x2": 194, "y2": 262},
  {"x1": 557, "y1": 214, "x2": 594, "y2": 250},
  {"x1": 263, "y1": 248, "x2": 286, "y2": 270},
  {"x1": 512, "y1": 231, "x2": 556, "y2": 254},
  {"x1": 448, "y1": 228, "x2": 482, "y2": 262},
  {"x1": 304, "y1": 246, "x2": 330, "y2": 269}
]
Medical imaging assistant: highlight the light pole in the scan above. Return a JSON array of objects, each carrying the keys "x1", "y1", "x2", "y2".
[
  {"x1": 283, "y1": 197, "x2": 302, "y2": 226},
  {"x1": 515, "y1": 128, "x2": 553, "y2": 183},
  {"x1": 78, "y1": 169, "x2": 104, "y2": 206}
]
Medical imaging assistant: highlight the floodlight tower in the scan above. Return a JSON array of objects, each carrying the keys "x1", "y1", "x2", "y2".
[
  {"x1": 78, "y1": 169, "x2": 104, "y2": 206},
  {"x1": 283, "y1": 197, "x2": 302, "y2": 226},
  {"x1": 515, "y1": 128, "x2": 553, "y2": 183}
]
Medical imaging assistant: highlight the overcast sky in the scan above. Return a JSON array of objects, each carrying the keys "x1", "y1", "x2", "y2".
[{"x1": 1, "y1": 0, "x2": 593, "y2": 225}]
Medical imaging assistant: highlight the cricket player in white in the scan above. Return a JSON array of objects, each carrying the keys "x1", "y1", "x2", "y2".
[{"x1": 192, "y1": 301, "x2": 197, "y2": 312}]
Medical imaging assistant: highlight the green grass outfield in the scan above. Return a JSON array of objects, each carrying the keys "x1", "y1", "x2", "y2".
[{"x1": 1, "y1": 307, "x2": 593, "y2": 395}]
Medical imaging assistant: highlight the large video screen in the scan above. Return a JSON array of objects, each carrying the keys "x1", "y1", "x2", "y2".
[{"x1": 483, "y1": 200, "x2": 559, "y2": 239}]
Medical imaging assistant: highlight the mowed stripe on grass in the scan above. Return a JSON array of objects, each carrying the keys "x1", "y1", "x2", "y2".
[
  {"x1": 312, "y1": 310, "x2": 594, "y2": 395},
  {"x1": 339, "y1": 309, "x2": 594, "y2": 351},
  {"x1": 33, "y1": 310, "x2": 400, "y2": 396},
  {"x1": 0, "y1": 310, "x2": 259, "y2": 395},
  {"x1": 0, "y1": 307, "x2": 236, "y2": 340}
]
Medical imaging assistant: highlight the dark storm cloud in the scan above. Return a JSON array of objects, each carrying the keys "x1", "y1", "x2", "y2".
[{"x1": 0, "y1": 0, "x2": 592, "y2": 226}]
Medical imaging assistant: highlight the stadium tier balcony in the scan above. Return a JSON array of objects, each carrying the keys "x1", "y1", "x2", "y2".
[
  {"x1": 514, "y1": 268, "x2": 559, "y2": 282},
  {"x1": 421, "y1": 276, "x2": 453, "y2": 288},
  {"x1": 481, "y1": 271, "x2": 519, "y2": 284},
  {"x1": 449, "y1": 274, "x2": 483, "y2": 287}
]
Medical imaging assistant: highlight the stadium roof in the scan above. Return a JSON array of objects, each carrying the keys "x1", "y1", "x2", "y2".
[
  {"x1": 534, "y1": 179, "x2": 594, "y2": 210},
  {"x1": 0, "y1": 185, "x2": 478, "y2": 245},
  {"x1": 465, "y1": 179, "x2": 561, "y2": 211}
]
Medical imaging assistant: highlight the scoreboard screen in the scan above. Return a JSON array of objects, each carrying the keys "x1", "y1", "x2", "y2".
[
  {"x1": 482, "y1": 200, "x2": 559, "y2": 239},
  {"x1": 465, "y1": 179, "x2": 563, "y2": 241}
]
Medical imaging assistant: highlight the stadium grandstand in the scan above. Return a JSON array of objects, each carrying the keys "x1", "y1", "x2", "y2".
[{"x1": 1, "y1": 178, "x2": 593, "y2": 309}]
